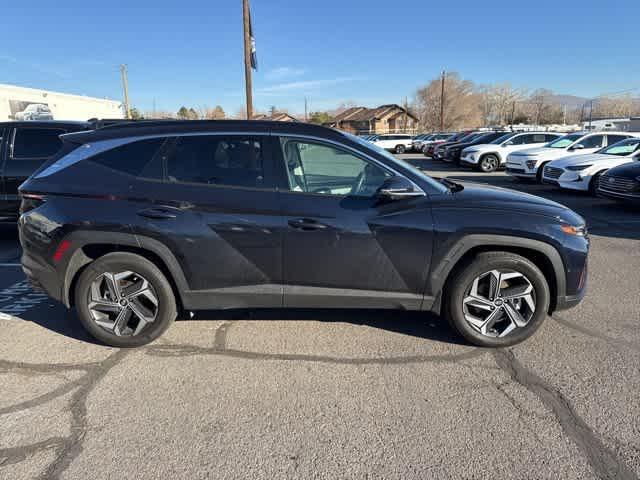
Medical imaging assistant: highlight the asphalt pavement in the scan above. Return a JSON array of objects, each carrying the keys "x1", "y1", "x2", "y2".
[{"x1": 1, "y1": 156, "x2": 639, "y2": 479}]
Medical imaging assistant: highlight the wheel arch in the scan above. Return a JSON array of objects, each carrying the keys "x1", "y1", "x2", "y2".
[
  {"x1": 427, "y1": 235, "x2": 565, "y2": 315},
  {"x1": 61, "y1": 231, "x2": 188, "y2": 311}
]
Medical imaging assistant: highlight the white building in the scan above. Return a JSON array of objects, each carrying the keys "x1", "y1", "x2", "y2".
[
  {"x1": 581, "y1": 117, "x2": 632, "y2": 132},
  {"x1": 0, "y1": 84, "x2": 123, "y2": 122}
]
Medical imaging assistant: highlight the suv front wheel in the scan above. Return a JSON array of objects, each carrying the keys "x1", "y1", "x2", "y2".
[
  {"x1": 445, "y1": 252, "x2": 550, "y2": 347},
  {"x1": 75, "y1": 252, "x2": 177, "y2": 347}
]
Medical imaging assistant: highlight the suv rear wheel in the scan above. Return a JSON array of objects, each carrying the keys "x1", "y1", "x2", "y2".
[
  {"x1": 75, "y1": 252, "x2": 177, "y2": 347},
  {"x1": 445, "y1": 252, "x2": 550, "y2": 347},
  {"x1": 395, "y1": 145, "x2": 406, "y2": 154}
]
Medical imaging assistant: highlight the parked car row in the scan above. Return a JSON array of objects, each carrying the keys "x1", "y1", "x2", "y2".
[{"x1": 420, "y1": 126, "x2": 640, "y2": 205}]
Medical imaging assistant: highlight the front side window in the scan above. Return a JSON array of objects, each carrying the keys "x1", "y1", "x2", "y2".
[
  {"x1": 491, "y1": 133, "x2": 516, "y2": 145},
  {"x1": 166, "y1": 136, "x2": 264, "y2": 188},
  {"x1": 580, "y1": 135, "x2": 605, "y2": 149},
  {"x1": 507, "y1": 134, "x2": 527, "y2": 145},
  {"x1": 280, "y1": 139, "x2": 391, "y2": 197},
  {"x1": 11, "y1": 128, "x2": 66, "y2": 159}
]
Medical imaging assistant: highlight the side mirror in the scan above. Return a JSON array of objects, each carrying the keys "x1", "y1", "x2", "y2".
[
  {"x1": 571, "y1": 144, "x2": 585, "y2": 150},
  {"x1": 503, "y1": 141, "x2": 514, "y2": 147},
  {"x1": 377, "y1": 176, "x2": 424, "y2": 200}
]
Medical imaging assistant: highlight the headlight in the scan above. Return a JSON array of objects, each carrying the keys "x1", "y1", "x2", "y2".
[
  {"x1": 567, "y1": 164, "x2": 592, "y2": 171},
  {"x1": 526, "y1": 160, "x2": 537, "y2": 169},
  {"x1": 635, "y1": 176, "x2": 640, "y2": 182},
  {"x1": 561, "y1": 223, "x2": 587, "y2": 236}
]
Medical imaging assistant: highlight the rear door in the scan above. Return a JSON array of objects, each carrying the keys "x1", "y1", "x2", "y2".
[
  {"x1": 0, "y1": 127, "x2": 7, "y2": 221},
  {"x1": 128, "y1": 133, "x2": 285, "y2": 309},
  {"x1": 2, "y1": 126, "x2": 67, "y2": 219}
]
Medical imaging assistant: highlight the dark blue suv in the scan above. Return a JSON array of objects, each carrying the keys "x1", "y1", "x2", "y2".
[{"x1": 19, "y1": 120, "x2": 589, "y2": 347}]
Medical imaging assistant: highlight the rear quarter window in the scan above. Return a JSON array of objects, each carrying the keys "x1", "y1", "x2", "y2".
[{"x1": 89, "y1": 138, "x2": 168, "y2": 179}]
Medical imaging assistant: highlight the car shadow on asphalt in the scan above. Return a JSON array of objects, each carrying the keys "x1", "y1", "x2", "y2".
[
  {"x1": 186, "y1": 308, "x2": 468, "y2": 346},
  {"x1": 14, "y1": 302, "x2": 468, "y2": 347}
]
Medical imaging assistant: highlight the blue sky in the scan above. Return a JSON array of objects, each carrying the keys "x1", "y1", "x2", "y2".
[{"x1": 2, "y1": 0, "x2": 638, "y2": 116}]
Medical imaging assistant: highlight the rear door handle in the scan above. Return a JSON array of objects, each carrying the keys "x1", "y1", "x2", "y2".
[
  {"x1": 137, "y1": 207, "x2": 178, "y2": 220},
  {"x1": 288, "y1": 218, "x2": 329, "y2": 231}
]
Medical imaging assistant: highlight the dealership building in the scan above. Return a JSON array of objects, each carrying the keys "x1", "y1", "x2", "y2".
[{"x1": 0, "y1": 83, "x2": 123, "y2": 122}]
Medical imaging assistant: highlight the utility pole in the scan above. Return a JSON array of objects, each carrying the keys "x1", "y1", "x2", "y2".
[
  {"x1": 439, "y1": 70, "x2": 446, "y2": 131},
  {"x1": 510, "y1": 101, "x2": 516, "y2": 129},
  {"x1": 588, "y1": 99, "x2": 594, "y2": 130},
  {"x1": 242, "y1": 0, "x2": 254, "y2": 120},
  {"x1": 304, "y1": 97, "x2": 308, "y2": 122},
  {"x1": 403, "y1": 96, "x2": 408, "y2": 132},
  {"x1": 562, "y1": 104, "x2": 567, "y2": 125},
  {"x1": 120, "y1": 64, "x2": 131, "y2": 120}
]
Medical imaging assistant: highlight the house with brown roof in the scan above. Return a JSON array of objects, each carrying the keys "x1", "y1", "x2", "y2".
[
  {"x1": 253, "y1": 112, "x2": 299, "y2": 122},
  {"x1": 325, "y1": 104, "x2": 418, "y2": 134}
]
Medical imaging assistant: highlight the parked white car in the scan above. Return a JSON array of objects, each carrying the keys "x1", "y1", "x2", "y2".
[
  {"x1": 14, "y1": 103, "x2": 54, "y2": 121},
  {"x1": 505, "y1": 131, "x2": 636, "y2": 182},
  {"x1": 541, "y1": 137, "x2": 640, "y2": 194},
  {"x1": 460, "y1": 132, "x2": 561, "y2": 172},
  {"x1": 372, "y1": 134, "x2": 413, "y2": 154}
]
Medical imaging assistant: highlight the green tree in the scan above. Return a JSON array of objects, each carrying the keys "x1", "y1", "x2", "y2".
[
  {"x1": 129, "y1": 107, "x2": 143, "y2": 120},
  {"x1": 309, "y1": 111, "x2": 333, "y2": 124},
  {"x1": 176, "y1": 106, "x2": 190, "y2": 119}
]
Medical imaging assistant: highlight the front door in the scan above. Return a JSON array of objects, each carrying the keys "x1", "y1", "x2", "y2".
[{"x1": 274, "y1": 137, "x2": 435, "y2": 310}]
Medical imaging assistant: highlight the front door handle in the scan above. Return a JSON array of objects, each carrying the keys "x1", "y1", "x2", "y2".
[
  {"x1": 137, "y1": 207, "x2": 178, "y2": 220},
  {"x1": 288, "y1": 218, "x2": 329, "y2": 231}
]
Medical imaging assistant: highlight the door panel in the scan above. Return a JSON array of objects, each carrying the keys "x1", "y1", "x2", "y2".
[{"x1": 279, "y1": 192, "x2": 434, "y2": 309}]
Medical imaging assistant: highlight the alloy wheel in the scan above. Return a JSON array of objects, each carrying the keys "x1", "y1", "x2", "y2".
[
  {"x1": 88, "y1": 271, "x2": 159, "y2": 336},
  {"x1": 462, "y1": 270, "x2": 536, "y2": 338},
  {"x1": 482, "y1": 156, "x2": 498, "y2": 172}
]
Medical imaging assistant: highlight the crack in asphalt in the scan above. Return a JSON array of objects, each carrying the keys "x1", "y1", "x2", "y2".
[
  {"x1": 493, "y1": 349, "x2": 637, "y2": 480},
  {"x1": 553, "y1": 314, "x2": 639, "y2": 352},
  {"x1": 0, "y1": 350, "x2": 129, "y2": 479}
]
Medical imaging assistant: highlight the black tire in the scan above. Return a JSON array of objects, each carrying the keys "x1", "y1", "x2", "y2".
[
  {"x1": 395, "y1": 145, "x2": 406, "y2": 154},
  {"x1": 444, "y1": 252, "x2": 550, "y2": 347},
  {"x1": 589, "y1": 171, "x2": 604, "y2": 196},
  {"x1": 536, "y1": 162, "x2": 548, "y2": 183},
  {"x1": 75, "y1": 252, "x2": 177, "y2": 347},
  {"x1": 478, "y1": 154, "x2": 500, "y2": 172}
]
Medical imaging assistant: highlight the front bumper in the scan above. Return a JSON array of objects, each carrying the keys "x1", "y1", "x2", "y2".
[
  {"x1": 460, "y1": 155, "x2": 479, "y2": 165},
  {"x1": 597, "y1": 187, "x2": 640, "y2": 205}
]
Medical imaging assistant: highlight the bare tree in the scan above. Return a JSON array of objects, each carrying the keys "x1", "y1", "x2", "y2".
[{"x1": 415, "y1": 72, "x2": 482, "y2": 130}]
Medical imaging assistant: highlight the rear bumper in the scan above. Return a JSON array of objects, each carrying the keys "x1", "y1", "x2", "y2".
[
  {"x1": 555, "y1": 289, "x2": 586, "y2": 311},
  {"x1": 21, "y1": 251, "x2": 63, "y2": 302}
]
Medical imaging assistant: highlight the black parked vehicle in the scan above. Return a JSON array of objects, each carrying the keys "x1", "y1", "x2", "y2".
[
  {"x1": 443, "y1": 131, "x2": 508, "y2": 164},
  {"x1": 597, "y1": 162, "x2": 640, "y2": 205},
  {"x1": 433, "y1": 132, "x2": 482, "y2": 161},
  {"x1": 0, "y1": 121, "x2": 89, "y2": 223},
  {"x1": 19, "y1": 120, "x2": 589, "y2": 348}
]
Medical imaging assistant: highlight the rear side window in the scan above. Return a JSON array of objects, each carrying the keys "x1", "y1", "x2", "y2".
[
  {"x1": 166, "y1": 136, "x2": 264, "y2": 188},
  {"x1": 89, "y1": 138, "x2": 168, "y2": 179},
  {"x1": 11, "y1": 128, "x2": 66, "y2": 159},
  {"x1": 607, "y1": 134, "x2": 630, "y2": 146}
]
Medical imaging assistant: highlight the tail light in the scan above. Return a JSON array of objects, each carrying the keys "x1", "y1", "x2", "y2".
[{"x1": 19, "y1": 193, "x2": 46, "y2": 215}]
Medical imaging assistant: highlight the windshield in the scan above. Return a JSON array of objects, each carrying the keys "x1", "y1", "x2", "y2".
[
  {"x1": 490, "y1": 132, "x2": 517, "y2": 145},
  {"x1": 600, "y1": 138, "x2": 640, "y2": 156},
  {"x1": 547, "y1": 133, "x2": 583, "y2": 149},
  {"x1": 343, "y1": 132, "x2": 448, "y2": 193}
]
